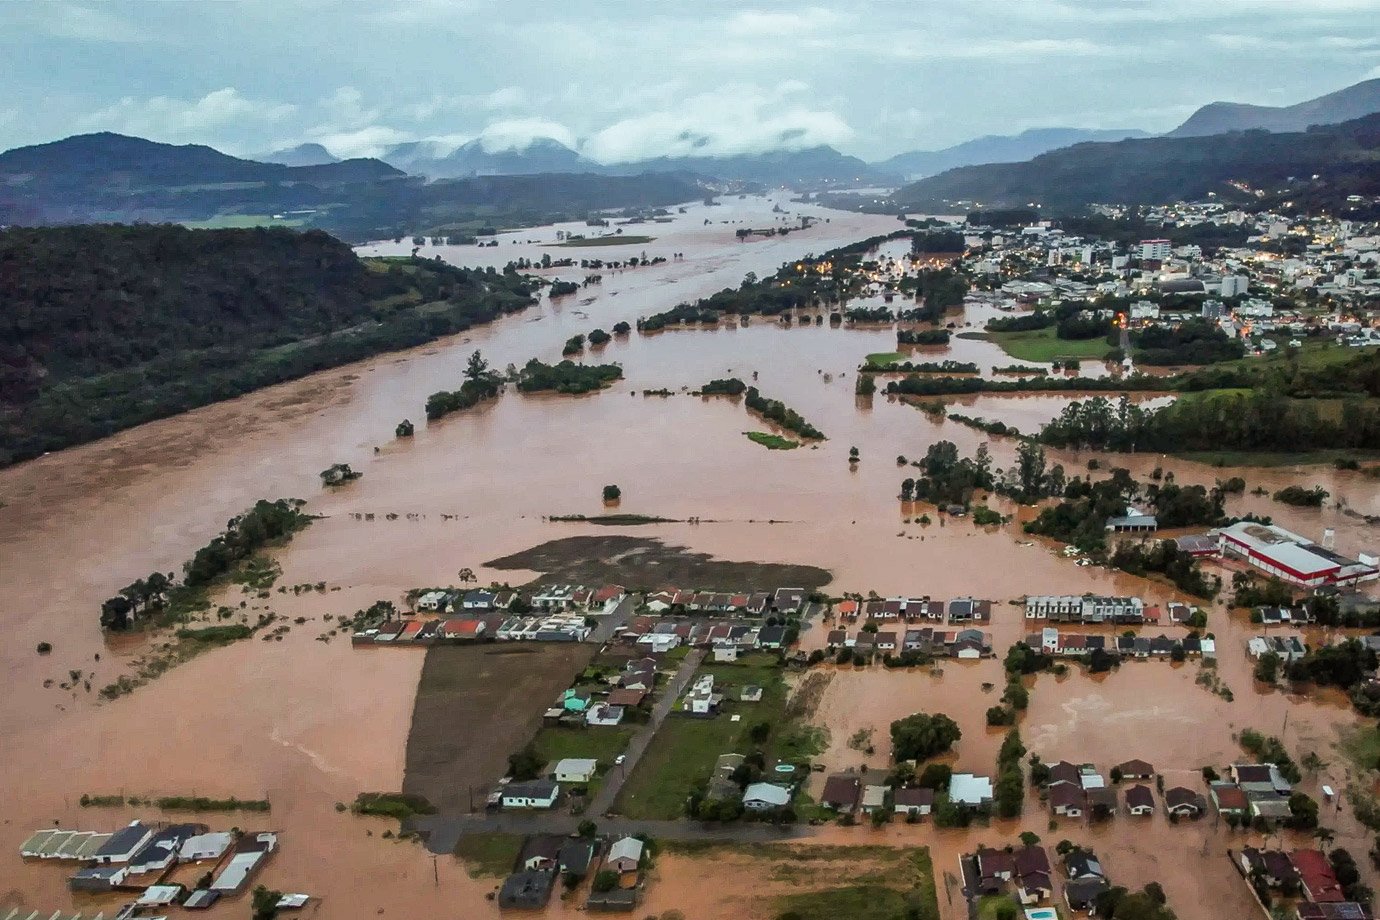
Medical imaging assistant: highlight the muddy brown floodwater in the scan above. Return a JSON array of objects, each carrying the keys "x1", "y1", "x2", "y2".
[{"x1": 0, "y1": 194, "x2": 1376, "y2": 919}]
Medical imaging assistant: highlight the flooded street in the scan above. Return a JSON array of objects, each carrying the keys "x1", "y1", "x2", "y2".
[{"x1": 1, "y1": 193, "x2": 1377, "y2": 919}]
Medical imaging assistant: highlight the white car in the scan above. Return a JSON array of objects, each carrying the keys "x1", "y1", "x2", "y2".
[{"x1": 614, "y1": 755, "x2": 626, "y2": 766}]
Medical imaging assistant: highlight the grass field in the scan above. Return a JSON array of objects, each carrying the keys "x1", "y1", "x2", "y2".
[
  {"x1": 1339, "y1": 725, "x2": 1380, "y2": 773},
  {"x1": 772, "y1": 849, "x2": 940, "y2": 920},
  {"x1": 531, "y1": 724, "x2": 634, "y2": 798},
  {"x1": 403, "y1": 644, "x2": 594, "y2": 811},
  {"x1": 976, "y1": 893, "x2": 1023, "y2": 919},
  {"x1": 865, "y1": 351, "x2": 906, "y2": 366},
  {"x1": 453, "y1": 832, "x2": 525, "y2": 877},
  {"x1": 745, "y1": 431, "x2": 800, "y2": 450},
  {"x1": 613, "y1": 655, "x2": 788, "y2": 820},
  {"x1": 179, "y1": 214, "x2": 306, "y2": 230},
  {"x1": 984, "y1": 327, "x2": 1114, "y2": 363},
  {"x1": 548, "y1": 234, "x2": 656, "y2": 248}
]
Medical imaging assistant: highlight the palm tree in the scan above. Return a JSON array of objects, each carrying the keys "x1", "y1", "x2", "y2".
[
  {"x1": 1301, "y1": 751, "x2": 1328, "y2": 776},
  {"x1": 1314, "y1": 827, "x2": 1336, "y2": 853}
]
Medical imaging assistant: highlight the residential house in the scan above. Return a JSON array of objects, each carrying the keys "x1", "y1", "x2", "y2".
[
  {"x1": 91, "y1": 822, "x2": 154, "y2": 865},
  {"x1": 519, "y1": 835, "x2": 565, "y2": 871},
  {"x1": 586, "y1": 703, "x2": 625, "y2": 727},
  {"x1": 976, "y1": 847, "x2": 1014, "y2": 886},
  {"x1": 1296, "y1": 904, "x2": 1377, "y2": 920},
  {"x1": 1231, "y1": 763, "x2": 1292, "y2": 797},
  {"x1": 1086, "y1": 787, "x2": 1118, "y2": 817},
  {"x1": 713, "y1": 645, "x2": 740, "y2": 662},
  {"x1": 1066, "y1": 876, "x2": 1111, "y2": 912},
  {"x1": 1210, "y1": 783, "x2": 1249, "y2": 817},
  {"x1": 1014, "y1": 846, "x2": 1053, "y2": 905},
  {"x1": 874, "y1": 631, "x2": 898, "y2": 652},
  {"x1": 758, "y1": 625, "x2": 788, "y2": 649},
  {"x1": 826, "y1": 629, "x2": 848, "y2": 650},
  {"x1": 69, "y1": 865, "x2": 128, "y2": 893},
  {"x1": 607, "y1": 837, "x2": 644, "y2": 875},
  {"x1": 499, "y1": 869, "x2": 555, "y2": 910},
  {"x1": 1064, "y1": 849, "x2": 1105, "y2": 881},
  {"x1": 1163, "y1": 787, "x2": 1203, "y2": 818},
  {"x1": 773, "y1": 588, "x2": 806, "y2": 614},
  {"x1": 1125, "y1": 785, "x2": 1155, "y2": 816},
  {"x1": 893, "y1": 787, "x2": 934, "y2": 818},
  {"x1": 558, "y1": 838, "x2": 597, "y2": 878},
  {"x1": 1292, "y1": 849, "x2": 1345, "y2": 903},
  {"x1": 502, "y1": 780, "x2": 560, "y2": 810},
  {"x1": 860, "y1": 785, "x2": 888, "y2": 814},
  {"x1": 949, "y1": 773, "x2": 994, "y2": 808},
  {"x1": 682, "y1": 674, "x2": 719, "y2": 715},
  {"x1": 1050, "y1": 782, "x2": 1086, "y2": 817},
  {"x1": 608, "y1": 688, "x2": 647, "y2": 708},
  {"x1": 179, "y1": 831, "x2": 233, "y2": 862},
  {"x1": 742, "y1": 783, "x2": 791, "y2": 811},
  {"x1": 553, "y1": 758, "x2": 598, "y2": 784},
  {"x1": 1106, "y1": 505, "x2": 1158, "y2": 533},
  {"x1": 1238, "y1": 848, "x2": 1300, "y2": 889},
  {"x1": 1116, "y1": 759, "x2": 1155, "y2": 780},
  {"x1": 127, "y1": 824, "x2": 203, "y2": 875},
  {"x1": 947, "y1": 597, "x2": 992, "y2": 623},
  {"x1": 821, "y1": 775, "x2": 862, "y2": 812}
]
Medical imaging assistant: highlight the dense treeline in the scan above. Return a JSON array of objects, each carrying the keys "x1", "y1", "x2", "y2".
[
  {"x1": 897, "y1": 329, "x2": 950, "y2": 346},
  {"x1": 700, "y1": 378, "x2": 747, "y2": 396},
  {"x1": 897, "y1": 267, "x2": 969, "y2": 323},
  {"x1": 425, "y1": 351, "x2": 503, "y2": 420},
  {"x1": 744, "y1": 387, "x2": 825, "y2": 440},
  {"x1": 100, "y1": 498, "x2": 311, "y2": 631},
  {"x1": 1132, "y1": 319, "x2": 1243, "y2": 365},
  {"x1": 0, "y1": 225, "x2": 536, "y2": 465},
  {"x1": 885, "y1": 374, "x2": 1171, "y2": 398},
  {"x1": 910, "y1": 230, "x2": 966, "y2": 253},
  {"x1": 1040, "y1": 390, "x2": 1380, "y2": 453},
  {"x1": 639, "y1": 232, "x2": 912, "y2": 331},
  {"x1": 516, "y1": 359, "x2": 623, "y2": 394}
]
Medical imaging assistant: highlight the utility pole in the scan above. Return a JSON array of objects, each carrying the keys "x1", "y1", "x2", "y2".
[{"x1": 432, "y1": 855, "x2": 439, "y2": 887}]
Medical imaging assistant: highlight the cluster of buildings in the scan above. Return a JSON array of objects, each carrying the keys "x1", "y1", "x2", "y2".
[
  {"x1": 353, "y1": 610, "x2": 592, "y2": 646},
  {"x1": 613, "y1": 616, "x2": 790, "y2": 656},
  {"x1": 644, "y1": 586, "x2": 812, "y2": 616},
  {"x1": 962, "y1": 844, "x2": 1113, "y2": 913},
  {"x1": 1039, "y1": 759, "x2": 1204, "y2": 822},
  {"x1": 815, "y1": 771, "x2": 993, "y2": 816},
  {"x1": 1216, "y1": 522, "x2": 1378, "y2": 590},
  {"x1": 1208, "y1": 763, "x2": 1295, "y2": 823},
  {"x1": 835, "y1": 596, "x2": 993, "y2": 623},
  {"x1": 1024, "y1": 594, "x2": 1149, "y2": 623},
  {"x1": 20, "y1": 821, "x2": 287, "y2": 911},
  {"x1": 1236, "y1": 847, "x2": 1374, "y2": 920},
  {"x1": 1028, "y1": 627, "x2": 1216, "y2": 660},
  {"x1": 498, "y1": 833, "x2": 646, "y2": 912},
  {"x1": 824, "y1": 625, "x2": 994, "y2": 659}
]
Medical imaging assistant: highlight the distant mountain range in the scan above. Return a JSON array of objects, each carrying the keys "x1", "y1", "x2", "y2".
[
  {"x1": 876, "y1": 128, "x2": 1149, "y2": 180},
  {"x1": 1168, "y1": 78, "x2": 1380, "y2": 137},
  {"x1": 382, "y1": 140, "x2": 896, "y2": 188},
  {"x1": 894, "y1": 111, "x2": 1380, "y2": 213},
  {"x1": 0, "y1": 132, "x2": 705, "y2": 242},
  {"x1": 257, "y1": 142, "x2": 340, "y2": 167}
]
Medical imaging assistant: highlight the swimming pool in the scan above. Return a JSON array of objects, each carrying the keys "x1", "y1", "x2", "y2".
[{"x1": 1024, "y1": 909, "x2": 1059, "y2": 920}]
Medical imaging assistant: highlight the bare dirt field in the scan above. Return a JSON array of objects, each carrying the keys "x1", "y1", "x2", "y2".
[
  {"x1": 403, "y1": 643, "x2": 595, "y2": 811},
  {"x1": 485, "y1": 534, "x2": 832, "y2": 591}
]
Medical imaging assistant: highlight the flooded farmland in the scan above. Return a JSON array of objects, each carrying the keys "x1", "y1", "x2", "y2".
[{"x1": 1, "y1": 194, "x2": 1376, "y2": 919}]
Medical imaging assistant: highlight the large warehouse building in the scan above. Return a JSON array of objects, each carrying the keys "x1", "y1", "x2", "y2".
[{"x1": 1218, "y1": 522, "x2": 1378, "y2": 588}]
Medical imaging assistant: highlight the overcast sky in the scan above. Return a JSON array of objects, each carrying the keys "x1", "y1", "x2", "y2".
[{"x1": 2, "y1": 0, "x2": 1379, "y2": 162}]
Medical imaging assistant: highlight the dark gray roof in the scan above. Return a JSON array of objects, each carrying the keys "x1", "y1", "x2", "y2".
[
  {"x1": 93, "y1": 822, "x2": 150, "y2": 859},
  {"x1": 499, "y1": 869, "x2": 556, "y2": 909}
]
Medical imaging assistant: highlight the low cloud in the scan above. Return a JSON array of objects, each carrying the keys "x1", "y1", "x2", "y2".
[
  {"x1": 583, "y1": 83, "x2": 854, "y2": 163},
  {"x1": 476, "y1": 118, "x2": 577, "y2": 152},
  {"x1": 75, "y1": 88, "x2": 295, "y2": 143}
]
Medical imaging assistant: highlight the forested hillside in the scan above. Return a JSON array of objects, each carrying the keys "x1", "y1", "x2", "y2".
[
  {"x1": 896, "y1": 113, "x2": 1380, "y2": 213},
  {"x1": 0, "y1": 224, "x2": 535, "y2": 464}
]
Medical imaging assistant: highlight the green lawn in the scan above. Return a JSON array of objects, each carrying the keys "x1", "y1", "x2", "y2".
[
  {"x1": 531, "y1": 724, "x2": 634, "y2": 800},
  {"x1": 976, "y1": 894, "x2": 1022, "y2": 920},
  {"x1": 745, "y1": 431, "x2": 800, "y2": 450},
  {"x1": 984, "y1": 327, "x2": 1114, "y2": 363},
  {"x1": 865, "y1": 351, "x2": 906, "y2": 366},
  {"x1": 548, "y1": 234, "x2": 656, "y2": 248},
  {"x1": 1339, "y1": 725, "x2": 1380, "y2": 774},
  {"x1": 453, "y1": 832, "x2": 525, "y2": 877},
  {"x1": 613, "y1": 655, "x2": 787, "y2": 820}
]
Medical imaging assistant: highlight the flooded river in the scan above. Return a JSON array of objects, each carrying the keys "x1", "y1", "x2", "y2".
[{"x1": 0, "y1": 194, "x2": 1376, "y2": 918}]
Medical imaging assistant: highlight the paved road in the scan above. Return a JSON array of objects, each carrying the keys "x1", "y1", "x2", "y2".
[
  {"x1": 409, "y1": 811, "x2": 810, "y2": 855},
  {"x1": 588, "y1": 646, "x2": 706, "y2": 816},
  {"x1": 588, "y1": 594, "x2": 637, "y2": 644}
]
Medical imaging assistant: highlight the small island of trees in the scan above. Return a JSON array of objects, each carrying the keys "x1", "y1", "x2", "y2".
[
  {"x1": 425, "y1": 350, "x2": 503, "y2": 421},
  {"x1": 517, "y1": 359, "x2": 623, "y2": 394}
]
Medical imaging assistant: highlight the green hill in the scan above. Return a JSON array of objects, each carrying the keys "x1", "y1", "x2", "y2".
[{"x1": 0, "y1": 224, "x2": 536, "y2": 464}]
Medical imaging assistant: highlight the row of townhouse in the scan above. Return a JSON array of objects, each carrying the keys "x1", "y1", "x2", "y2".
[
  {"x1": 964, "y1": 843, "x2": 1112, "y2": 913},
  {"x1": 615, "y1": 617, "x2": 789, "y2": 655},
  {"x1": 837, "y1": 596, "x2": 991, "y2": 623},
  {"x1": 827, "y1": 626, "x2": 993, "y2": 658},
  {"x1": 355, "y1": 612, "x2": 590, "y2": 646},
  {"x1": 1028, "y1": 628, "x2": 1216, "y2": 659},
  {"x1": 413, "y1": 584, "x2": 626, "y2": 615},
  {"x1": 1024, "y1": 594, "x2": 1146, "y2": 623},
  {"x1": 644, "y1": 586, "x2": 809, "y2": 616}
]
